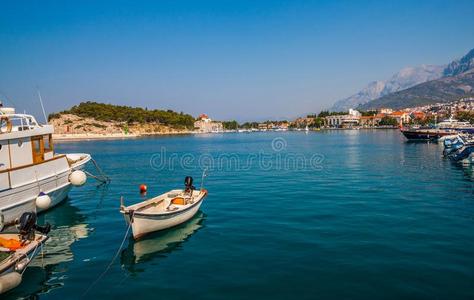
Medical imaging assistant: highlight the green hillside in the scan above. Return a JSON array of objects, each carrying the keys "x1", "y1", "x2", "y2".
[{"x1": 49, "y1": 101, "x2": 196, "y2": 128}]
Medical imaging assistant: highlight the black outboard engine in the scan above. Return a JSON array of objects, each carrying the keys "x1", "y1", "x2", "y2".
[
  {"x1": 18, "y1": 212, "x2": 51, "y2": 241},
  {"x1": 184, "y1": 176, "x2": 195, "y2": 194}
]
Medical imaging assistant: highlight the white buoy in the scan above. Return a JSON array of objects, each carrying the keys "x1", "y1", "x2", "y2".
[
  {"x1": 0, "y1": 272, "x2": 22, "y2": 294},
  {"x1": 69, "y1": 170, "x2": 87, "y2": 186},
  {"x1": 35, "y1": 192, "x2": 51, "y2": 210}
]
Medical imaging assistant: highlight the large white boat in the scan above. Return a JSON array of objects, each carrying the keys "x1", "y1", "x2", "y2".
[
  {"x1": 0, "y1": 106, "x2": 91, "y2": 224},
  {"x1": 437, "y1": 116, "x2": 474, "y2": 133}
]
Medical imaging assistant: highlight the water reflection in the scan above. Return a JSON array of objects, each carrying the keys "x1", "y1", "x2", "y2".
[
  {"x1": 4, "y1": 201, "x2": 89, "y2": 299},
  {"x1": 453, "y1": 162, "x2": 474, "y2": 181},
  {"x1": 120, "y1": 212, "x2": 205, "y2": 274}
]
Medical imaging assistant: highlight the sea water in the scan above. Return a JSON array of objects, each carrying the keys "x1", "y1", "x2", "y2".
[{"x1": 5, "y1": 130, "x2": 474, "y2": 299}]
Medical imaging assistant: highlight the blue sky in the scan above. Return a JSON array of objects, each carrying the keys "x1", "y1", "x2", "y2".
[{"x1": 1, "y1": 0, "x2": 473, "y2": 122}]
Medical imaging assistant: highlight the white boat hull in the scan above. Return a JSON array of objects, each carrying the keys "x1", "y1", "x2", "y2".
[
  {"x1": 0, "y1": 234, "x2": 48, "y2": 294},
  {"x1": 121, "y1": 189, "x2": 207, "y2": 239},
  {"x1": 0, "y1": 153, "x2": 92, "y2": 224},
  {"x1": 0, "y1": 168, "x2": 72, "y2": 224},
  {"x1": 0, "y1": 109, "x2": 93, "y2": 223},
  {"x1": 125, "y1": 200, "x2": 203, "y2": 239}
]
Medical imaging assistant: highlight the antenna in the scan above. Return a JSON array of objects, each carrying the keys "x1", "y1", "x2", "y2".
[{"x1": 37, "y1": 89, "x2": 48, "y2": 124}]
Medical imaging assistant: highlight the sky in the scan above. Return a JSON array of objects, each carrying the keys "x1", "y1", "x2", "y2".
[{"x1": 1, "y1": 0, "x2": 474, "y2": 122}]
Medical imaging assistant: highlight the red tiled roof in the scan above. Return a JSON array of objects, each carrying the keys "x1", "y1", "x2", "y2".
[{"x1": 390, "y1": 111, "x2": 405, "y2": 116}]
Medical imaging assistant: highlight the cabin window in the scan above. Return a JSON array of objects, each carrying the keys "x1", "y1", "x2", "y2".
[
  {"x1": 32, "y1": 138, "x2": 41, "y2": 153},
  {"x1": 43, "y1": 134, "x2": 53, "y2": 152}
]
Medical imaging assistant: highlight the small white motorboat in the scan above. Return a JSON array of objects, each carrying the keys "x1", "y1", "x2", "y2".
[
  {"x1": 120, "y1": 176, "x2": 208, "y2": 239},
  {"x1": 0, "y1": 212, "x2": 50, "y2": 294}
]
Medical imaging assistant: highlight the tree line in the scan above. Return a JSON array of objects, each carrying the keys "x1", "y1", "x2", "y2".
[{"x1": 48, "y1": 101, "x2": 196, "y2": 128}]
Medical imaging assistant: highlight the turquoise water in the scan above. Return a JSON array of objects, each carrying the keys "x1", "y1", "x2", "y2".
[{"x1": 5, "y1": 130, "x2": 474, "y2": 299}]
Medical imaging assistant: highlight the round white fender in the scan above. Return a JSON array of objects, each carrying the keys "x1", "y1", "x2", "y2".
[
  {"x1": 69, "y1": 170, "x2": 87, "y2": 186},
  {"x1": 0, "y1": 272, "x2": 22, "y2": 294},
  {"x1": 35, "y1": 192, "x2": 52, "y2": 210}
]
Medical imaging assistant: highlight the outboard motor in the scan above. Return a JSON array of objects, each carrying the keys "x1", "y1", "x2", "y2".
[
  {"x1": 18, "y1": 212, "x2": 51, "y2": 241},
  {"x1": 184, "y1": 176, "x2": 195, "y2": 194}
]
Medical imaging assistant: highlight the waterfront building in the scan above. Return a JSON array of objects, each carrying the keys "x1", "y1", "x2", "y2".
[
  {"x1": 292, "y1": 117, "x2": 314, "y2": 128},
  {"x1": 277, "y1": 122, "x2": 289, "y2": 130},
  {"x1": 410, "y1": 111, "x2": 426, "y2": 121},
  {"x1": 325, "y1": 109, "x2": 361, "y2": 128},
  {"x1": 389, "y1": 111, "x2": 411, "y2": 126},
  {"x1": 379, "y1": 108, "x2": 393, "y2": 114},
  {"x1": 359, "y1": 115, "x2": 377, "y2": 127},
  {"x1": 194, "y1": 114, "x2": 224, "y2": 133}
]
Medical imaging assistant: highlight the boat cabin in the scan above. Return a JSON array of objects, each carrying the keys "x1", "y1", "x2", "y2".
[
  {"x1": 0, "y1": 110, "x2": 67, "y2": 192},
  {"x1": 0, "y1": 113, "x2": 55, "y2": 169}
]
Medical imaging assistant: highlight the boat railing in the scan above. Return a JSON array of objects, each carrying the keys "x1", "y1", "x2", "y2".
[{"x1": 0, "y1": 113, "x2": 43, "y2": 134}]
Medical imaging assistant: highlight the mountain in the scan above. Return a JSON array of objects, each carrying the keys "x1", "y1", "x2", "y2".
[
  {"x1": 330, "y1": 65, "x2": 444, "y2": 111},
  {"x1": 359, "y1": 48, "x2": 474, "y2": 110},
  {"x1": 443, "y1": 48, "x2": 474, "y2": 77}
]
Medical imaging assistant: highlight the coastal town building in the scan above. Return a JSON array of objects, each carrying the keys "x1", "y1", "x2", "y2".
[
  {"x1": 276, "y1": 122, "x2": 289, "y2": 130},
  {"x1": 194, "y1": 114, "x2": 224, "y2": 133},
  {"x1": 388, "y1": 111, "x2": 411, "y2": 126},
  {"x1": 292, "y1": 117, "x2": 315, "y2": 128},
  {"x1": 324, "y1": 109, "x2": 361, "y2": 128},
  {"x1": 379, "y1": 108, "x2": 393, "y2": 114},
  {"x1": 398, "y1": 98, "x2": 474, "y2": 120},
  {"x1": 359, "y1": 115, "x2": 378, "y2": 127},
  {"x1": 410, "y1": 111, "x2": 426, "y2": 121},
  {"x1": 257, "y1": 121, "x2": 289, "y2": 130}
]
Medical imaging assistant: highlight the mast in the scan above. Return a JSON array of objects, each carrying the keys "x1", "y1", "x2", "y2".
[{"x1": 37, "y1": 89, "x2": 48, "y2": 124}]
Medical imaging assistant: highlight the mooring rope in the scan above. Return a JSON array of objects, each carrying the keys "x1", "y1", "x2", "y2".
[
  {"x1": 84, "y1": 170, "x2": 108, "y2": 184},
  {"x1": 90, "y1": 158, "x2": 111, "y2": 183},
  {"x1": 82, "y1": 221, "x2": 132, "y2": 297}
]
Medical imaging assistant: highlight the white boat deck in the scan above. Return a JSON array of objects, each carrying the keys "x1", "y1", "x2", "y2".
[{"x1": 123, "y1": 189, "x2": 204, "y2": 216}]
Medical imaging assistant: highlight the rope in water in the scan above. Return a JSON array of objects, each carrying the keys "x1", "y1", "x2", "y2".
[
  {"x1": 82, "y1": 221, "x2": 132, "y2": 297},
  {"x1": 90, "y1": 158, "x2": 111, "y2": 183},
  {"x1": 84, "y1": 170, "x2": 108, "y2": 184}
]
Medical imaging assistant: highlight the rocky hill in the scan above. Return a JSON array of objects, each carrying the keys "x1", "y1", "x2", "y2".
[
  {"x1": 443, "y1": 48, "x2": 474, "y2": 77},
  {"x1": 330, "y1": 64, "x2": 444, "y2": 111},
  {"x1": 50, "y1": 113, "x2": 193, "y2": 136},
  {"x1": 49, "y1": 101, "x2": 196, "y2": 136},
  {"x1": 359, "y1": 49, "x2": 474, "y2": 110}
]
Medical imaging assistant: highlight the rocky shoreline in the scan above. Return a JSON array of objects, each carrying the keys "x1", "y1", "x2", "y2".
[
  {"x1": 53, "y1": 131, "x2": 195, "y2": 142},
  {"x1": 50, "y1": 113, "x2": 194, "y2": 141}
]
